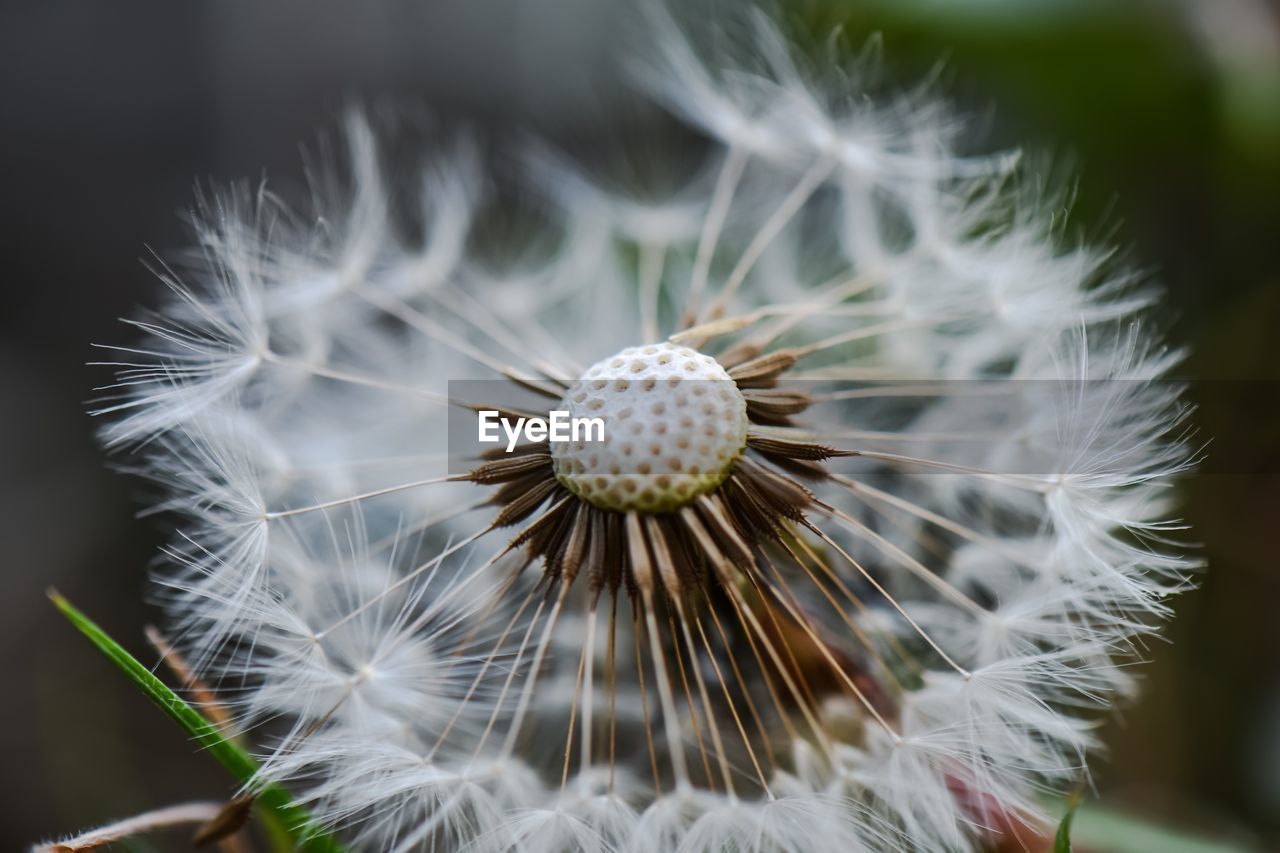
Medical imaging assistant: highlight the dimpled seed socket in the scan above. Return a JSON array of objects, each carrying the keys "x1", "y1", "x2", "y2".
[{"x1": 551, "y1": 342, "x2": 749, "y2": 513}]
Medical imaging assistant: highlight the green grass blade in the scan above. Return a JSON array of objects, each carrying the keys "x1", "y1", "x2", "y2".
[
  {"x1": 1054, "y1": 800, "x2": 1076, "y2": 853},
  {"x1": 48, "y1": 589, "x2": 344, "y2": 853}
]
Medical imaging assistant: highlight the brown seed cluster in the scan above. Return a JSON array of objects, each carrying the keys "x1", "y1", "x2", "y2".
[{"x1": 465, "y1": 343, "x2": 848, "y2": 604}]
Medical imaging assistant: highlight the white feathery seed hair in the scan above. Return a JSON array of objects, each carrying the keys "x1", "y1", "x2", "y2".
[{"x1": 96, "y1": 5, "x2": 1196, "y2": 852}]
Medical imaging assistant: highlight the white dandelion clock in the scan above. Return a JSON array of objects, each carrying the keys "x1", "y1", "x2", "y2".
[{"x1": 96, "y1": 6, "x2": 1196, "y2": 851}]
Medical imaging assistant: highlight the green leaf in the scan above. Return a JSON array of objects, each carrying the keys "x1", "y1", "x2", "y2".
[
  {"x1": 1054, "y1": 800, "x2": 1077, "y2": 853},
  {"x1": 48, "y1": 589, "x2": 344, "y2": 853}
]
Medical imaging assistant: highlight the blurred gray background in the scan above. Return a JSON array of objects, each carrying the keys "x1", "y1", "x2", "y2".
[{"x1": 1, "y1": 1, "x2": 1278, "y2": 849}]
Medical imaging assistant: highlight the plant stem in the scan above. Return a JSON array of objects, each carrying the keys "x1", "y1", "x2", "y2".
[{"x1": 48, "y1": 590, "x2": 344, "y2": 853}]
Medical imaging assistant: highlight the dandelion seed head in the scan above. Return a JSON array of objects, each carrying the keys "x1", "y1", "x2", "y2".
[
  {"x1": 94, "y1": 4, "x2": 1198, "y2": 850},
  {"x1": 552, "y1": 343, "x2": 748, "y2": 513}
]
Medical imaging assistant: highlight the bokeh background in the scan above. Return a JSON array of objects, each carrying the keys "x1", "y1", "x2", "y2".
[{"x1": 1, "y1": 0, "x2": 1277, "y2": 849}]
